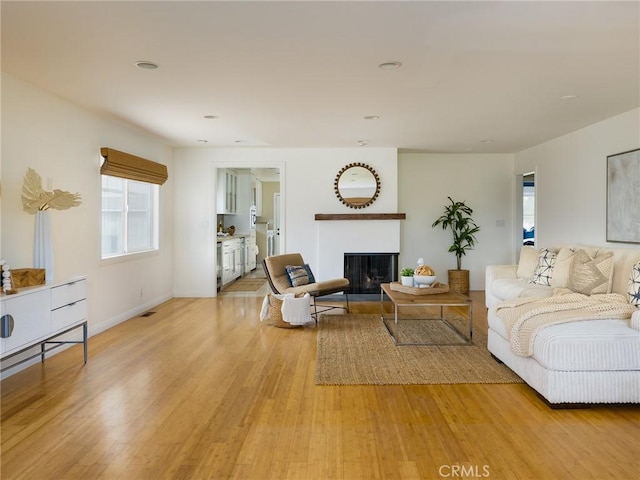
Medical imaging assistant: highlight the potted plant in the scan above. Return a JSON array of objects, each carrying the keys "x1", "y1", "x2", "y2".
[
  {"x1": 432, "y1": 197, "x2": 480, "y2": 294},
  {"x1": 400, "y1": 267, "x2": 415, "y2": 286}
]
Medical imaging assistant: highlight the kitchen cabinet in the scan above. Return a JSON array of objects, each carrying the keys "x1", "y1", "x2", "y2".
[
  {"x1": 221, "y1": 238, "x2": 244, "y2": 285},
  {"x1": 245, "y1": 231, "x2": 257, "y2": 272},
  {"x1": 234, "y1": 238, "x2": 243, "y2": 278},
  {"x1": 216, "y1": 169, "x2": 238, "y2": 214},
  {"x1": 216, "y1": 243, "x2": 222, "y2": 289}
]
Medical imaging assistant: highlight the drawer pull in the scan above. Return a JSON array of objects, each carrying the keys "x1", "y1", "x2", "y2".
[{"x1": 1, "y1": 314, "x2": 14, "y2": 338}]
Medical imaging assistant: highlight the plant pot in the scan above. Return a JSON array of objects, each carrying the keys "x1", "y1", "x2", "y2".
[
  {"x1": 401, "y1": 276, "x2": 414, "y2": 287},
  {"x1": 448, "y1": 269, "x2": 469, "y2": 294}
]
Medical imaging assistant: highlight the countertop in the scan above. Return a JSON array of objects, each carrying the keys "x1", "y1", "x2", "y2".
[{"x1": 216, "y1": 233, "x2": 252, "y2": 243}]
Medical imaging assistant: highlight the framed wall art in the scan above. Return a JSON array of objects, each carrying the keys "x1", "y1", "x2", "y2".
[{"x1": 607, "y1": 148, "x2": 640, "y2": 243}]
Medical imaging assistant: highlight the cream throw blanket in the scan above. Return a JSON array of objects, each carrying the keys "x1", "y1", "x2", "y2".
[{"x1": 495, "y1": 293, "x2": 636, "y2": 357}]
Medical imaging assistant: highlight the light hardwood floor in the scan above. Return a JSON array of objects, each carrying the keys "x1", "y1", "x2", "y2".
[{"x1": 1, "y1": 291, "x2": 639, "y2": 479}]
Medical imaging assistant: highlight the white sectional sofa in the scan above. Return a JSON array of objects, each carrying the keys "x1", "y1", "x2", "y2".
[{"x1": 485, "y1": 245, "x2": 640, "y2": 406}]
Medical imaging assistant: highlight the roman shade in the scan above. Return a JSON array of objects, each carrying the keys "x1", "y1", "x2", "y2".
[{"x1": 100, "y1": 147, "x2": 168, "y2": 185}]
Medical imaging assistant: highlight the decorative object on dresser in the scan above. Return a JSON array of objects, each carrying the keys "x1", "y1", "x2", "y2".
[
  {"x1": 21, "y1": 167, "x2": 82, "y2": 283},
  {"x1": 9, "y1": 268, "x2": 46, "y2": 289},
  {"x1": 432, "y1": 197, "x2": 480, "y2": 294},
  {"x1": 0, "y1": 260, "x2": 17, "y2": 294},
  {"x1": 1, "y1": 276, "x2": 88, "y2": 375}
]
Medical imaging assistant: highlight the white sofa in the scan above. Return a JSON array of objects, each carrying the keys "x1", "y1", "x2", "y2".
[{"x1": 485, "y1": 245, "x2": 640, "y2": 406}]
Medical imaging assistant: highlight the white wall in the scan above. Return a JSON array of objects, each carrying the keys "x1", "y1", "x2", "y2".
[
  {"x1": 1, "y1": 73, "x2": 174, "y2": 339},
  {"x1": 398, "y1": 153, "x2": 515, "y2": 290},
  {"x1": 173, "y1": 147, "x2": 398, "y2": 296},
  {"x1": 515, "y1": 108, "x2": 640, "y2": 248}
]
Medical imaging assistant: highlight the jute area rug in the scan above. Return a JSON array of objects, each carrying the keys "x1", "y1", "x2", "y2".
[
  {"x1": 315, "y1": 314, "x2": 523, "y2": 385},
  {"x1": 223, "y1": 277, "x2": 266, "y2": 292}
]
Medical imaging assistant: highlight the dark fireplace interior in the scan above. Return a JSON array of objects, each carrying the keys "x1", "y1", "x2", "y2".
[{"x1": 344, "y1": 253, "x2": 399, "y2": 294}]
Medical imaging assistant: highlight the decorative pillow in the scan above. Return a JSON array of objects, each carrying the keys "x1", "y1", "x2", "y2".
[
  {"x1": 517, "y1": 246, "x2": 540, "y2": 280},
  {"x1": 285, "y1": 264, "x2": 315, "y2": 287},
  {"x1": 301, "y1": 264, "x2": 316, "y2": 284},
  {"x1": 628, "y1": 260, "x2": 640, "y2": 307},
  {"x1": 550, "y1": 247, "x2": 576, "y2": 288},
  {"x1": 566, "y1": 249, "x2": 614, "y2": 295},
  {"x1": 529, "y1": 248, "x2": 557, "y2": 286}
]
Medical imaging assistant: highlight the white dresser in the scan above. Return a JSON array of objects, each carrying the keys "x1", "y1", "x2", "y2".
[{"x1": 1, "y1": 276, "x2": 88, "y2": 373}]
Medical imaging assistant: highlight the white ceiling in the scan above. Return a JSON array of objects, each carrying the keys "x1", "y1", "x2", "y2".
[{"x1": 2, "y1": 1, "x2": 638, "y2": 153}]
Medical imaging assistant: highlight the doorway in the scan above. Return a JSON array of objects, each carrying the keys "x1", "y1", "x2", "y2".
[
  {"x1": 515, "y1": 171, "x2": 535, "y2": 259},
  {"x1": 273, "y1": 193, "x2": 281, "y2": 256},
  {"x1": 522, "y1": 173, "x2": 535, "y2": 246},
  {"x1": 214, "y1": 164, "x2": 283, "y2": 293}
]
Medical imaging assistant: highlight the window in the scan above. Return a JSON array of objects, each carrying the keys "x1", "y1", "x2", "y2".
[{"x1": 101, "y1": 175, "x2": 159, "y2": 258}]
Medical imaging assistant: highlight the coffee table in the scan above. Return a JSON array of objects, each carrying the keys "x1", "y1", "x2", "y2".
[{"x1": 380, "y1": 283, "x2": 473, "y2": 346}]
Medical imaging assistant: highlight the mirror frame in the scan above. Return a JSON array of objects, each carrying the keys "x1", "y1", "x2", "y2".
[{"x1": 334, "y1": 162, "x2": 381, "y2": 209}]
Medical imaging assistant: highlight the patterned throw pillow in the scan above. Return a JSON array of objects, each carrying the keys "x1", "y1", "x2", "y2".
[
  {"x1": 302, "y1": 264, "x2": 316, "y2": 284},
  {"x1": 566, "y1": 249, "x2": 614, "y2": 295},
  {"x1": 628, "y1": 261, "x2": 640, "y2": 307},
  {"x1": 529, "y1": 248, "x2": 557, "y2": 286},
  {"x1": 285, "y1": 264, "x2": 315, "y2": 287}
]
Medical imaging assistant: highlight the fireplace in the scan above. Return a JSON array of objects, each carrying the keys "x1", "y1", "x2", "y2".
[{"x1": 344, "y1": 253, "x2": 399, "y2": 294}]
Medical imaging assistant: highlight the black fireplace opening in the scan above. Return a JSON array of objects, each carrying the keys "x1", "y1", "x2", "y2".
[{"x1": 344, "y1": 253, "x2": 399, "y2": 294}]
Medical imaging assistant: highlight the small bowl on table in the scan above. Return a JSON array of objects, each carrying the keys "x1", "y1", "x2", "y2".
[{"x1": 413, "y1": 275, "x2": 437, "y2": 287}]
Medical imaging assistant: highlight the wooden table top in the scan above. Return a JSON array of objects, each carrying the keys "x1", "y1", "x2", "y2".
[{"x1": 380, "y1": 283, "x2": 471, "y2": 306}]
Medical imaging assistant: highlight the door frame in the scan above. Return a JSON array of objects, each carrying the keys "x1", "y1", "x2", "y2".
[{"x1": 213, "y1": 161, "x2": 285, "y2": 293}]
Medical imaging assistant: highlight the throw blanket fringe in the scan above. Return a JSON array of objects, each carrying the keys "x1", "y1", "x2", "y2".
[{"x1": 495, "y1": 293, "x2": 636, "y2": 357}]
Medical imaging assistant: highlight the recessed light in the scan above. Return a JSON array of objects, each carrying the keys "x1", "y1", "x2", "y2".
[
  {"x1": 480, "y1": 139, "x2": 494, "y2": 143},
  {"x1": 197, "y1": 139, "x2": 208, "y2": 143},
  {"x1": 134, "y1": 61, "x2": 159, "y2": 69},
  {"x1": 378, "y1": 61, "x2": 402, "y2": 70},
  {"x1": 364, "y1": 115, "x2": 380, "y2": 120},
  {"x1": 204, "y1": 115, "x2": 219, "y2": 119},
  {"x1": 235, "y1": 140, "x2": 246, "y2": 143},
  {"x1": 357, "y1": 140, "x2": 369, "y2": 146},
  {"x1": 561, "y1": 94, "x2": 578, "y2": 100}
]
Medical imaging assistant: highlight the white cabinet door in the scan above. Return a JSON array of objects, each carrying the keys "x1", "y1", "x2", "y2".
[
  {"x1": 244, "y1": 240, "x2": 251, "y2": 273},
  {"x1": 234, "y1": 239, "x2": 243, "y2": 279},
  {"x1": 216, "y1": 169, "x2": 238, "y2": 214},
  {"x1": 248, "y1": 231, "x2": 257, "y2": 271},
  {"x1": 222, "y1": 242, "x2": 234, "y2": 284},
  {"x1": 1, "y1": 289, "x2": 50, "y2": 355}
]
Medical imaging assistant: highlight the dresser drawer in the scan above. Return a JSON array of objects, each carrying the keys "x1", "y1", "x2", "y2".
[
  {"x1": 51, "y1": 279, "x2": 87, "y2": 310},
  {"x1": 51, "y1": 299, "x2": 87, "y2": 332}
]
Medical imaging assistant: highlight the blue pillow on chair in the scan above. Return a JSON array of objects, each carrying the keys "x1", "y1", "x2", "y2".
[{"x1": 285, "y1": 264, "x2": 316, "y2": 287}]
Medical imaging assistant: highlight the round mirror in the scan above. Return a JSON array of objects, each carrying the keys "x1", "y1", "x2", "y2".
[{"x1": 334, "y1": 163, "x2": 380, "y2": 209}]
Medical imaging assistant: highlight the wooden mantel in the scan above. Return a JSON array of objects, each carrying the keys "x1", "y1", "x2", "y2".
[{"x1": 314, "y1": 213, "x2": 406, "y2": 221}]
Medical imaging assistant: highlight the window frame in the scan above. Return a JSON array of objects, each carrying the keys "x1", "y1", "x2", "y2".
[{"x1": 101, "y1": 175, "x2": 160, "y2": 261}]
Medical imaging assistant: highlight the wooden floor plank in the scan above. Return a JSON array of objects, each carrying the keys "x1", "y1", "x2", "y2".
[{"x1": 2, "y1": 292, "x2": 639, "y2": 479}]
